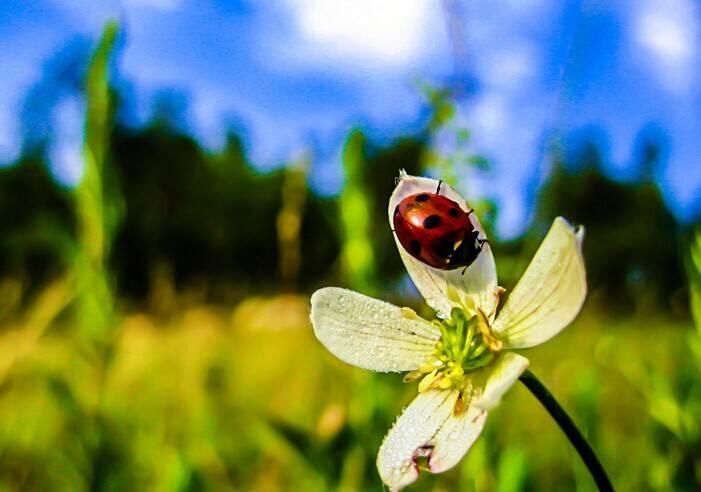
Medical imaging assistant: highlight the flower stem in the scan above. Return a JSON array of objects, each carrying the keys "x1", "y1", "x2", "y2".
[{"x1": 519, "y1": 369, "x2": 614, "y2": 492}]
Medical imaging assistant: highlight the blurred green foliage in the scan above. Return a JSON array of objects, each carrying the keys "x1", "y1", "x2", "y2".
[
  {"x1": 338, "y1": 129, "x2": 425, "y2": 295},
  {"x1": 0, "y1": 71, "x2": 690, "y2": 314},
  {"x1": 72, "y1": 20, "x2": 120, "y2": 344},
  {"x1": 0, "y1": 158, "x2": 74, "y2": 294},
  {"x1": 0, "y1": 20, "x2": 698, "y2": 492},
  {"x1": 687, "y1": 227, "x2": 701, "y2": 327},
  {"x1": 0, "y1": 292, "x2": 695, "y2": 490},
  {"x1": 339, "y1": 130, "x2": 377, "y2": 295}
]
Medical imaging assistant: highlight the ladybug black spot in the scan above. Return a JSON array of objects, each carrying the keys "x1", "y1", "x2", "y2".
[
  {"x1": 409, "y1": 240, "x2": 421, "y2": 255},
  {"x1": 449, "y1": 208, "x2": 460, "y2": 218},
  {"x1": 394, "y1": 206, "x2": 400, "y2": 216},
  {"x1": 423, "y1": 215, "x2": 442, "y2": 229},
  {"x1": 415, "y1": 193, "x2": 430, "y2": 202}
]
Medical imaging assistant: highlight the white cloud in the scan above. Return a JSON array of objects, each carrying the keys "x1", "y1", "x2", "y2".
[
  {"x1": 280, "y1": 0, "x2": 440, "y2": 67},
  {"x1": 479, "y1": 44, "x2": 538, "y2": 92},
  {"x1": 46, "y1": 0, "x2": 121, "y2": 26},
  {"x1": 468, "y1": 93, "x2": 509, "y2": 144},
  {"x1": 49, "y1": 96, "x2": 85, "y2": 186},
  {"x1": 125, "y1": 0, "x2": 182, "y2": 10},
  {"x1": 50, "y1": 140, "x2": 84, "y2": 186},
  {"x1": 634, "y1": 0, "x2": 698, "y2": 93}
]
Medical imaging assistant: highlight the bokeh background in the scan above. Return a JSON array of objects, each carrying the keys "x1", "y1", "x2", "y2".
[{"x1": 1, "y1": 1, "x2": 700, "y2": 491}]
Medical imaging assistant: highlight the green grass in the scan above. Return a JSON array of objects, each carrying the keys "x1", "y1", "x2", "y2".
[{"x1": 0, "y1": 291, "x2": 695, "y2": 491}]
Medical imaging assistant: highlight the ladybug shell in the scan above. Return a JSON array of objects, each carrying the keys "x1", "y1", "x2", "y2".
[{"x1": 393, "y1": 192, "x2": 481, "y2": 270}]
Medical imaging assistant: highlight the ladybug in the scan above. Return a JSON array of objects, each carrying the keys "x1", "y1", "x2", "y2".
[{"x1": 392, "y1": 182, "x2": 487, "y2": 271}]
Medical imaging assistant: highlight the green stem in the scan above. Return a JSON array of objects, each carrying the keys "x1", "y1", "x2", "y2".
[{"x1": 519, "y1": 369, "x2": 614, "y2": 492}]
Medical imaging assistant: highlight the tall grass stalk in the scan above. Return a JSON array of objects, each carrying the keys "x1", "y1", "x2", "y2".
[
  {"x1": 72, "y1": 21, "x2": 120, "y2": 345},
  {"x1": 339, "y1": 130, "x2": 376, "y2": 294}
]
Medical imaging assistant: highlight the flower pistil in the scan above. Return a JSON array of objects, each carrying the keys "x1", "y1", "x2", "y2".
[{"x1": 403, "y1": 307, "x2": 502, "y2": 410}]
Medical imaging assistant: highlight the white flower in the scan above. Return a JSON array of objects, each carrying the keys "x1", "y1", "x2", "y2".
[{"x1": 310, "y1": 172, "x2": 586, "y2": 491}]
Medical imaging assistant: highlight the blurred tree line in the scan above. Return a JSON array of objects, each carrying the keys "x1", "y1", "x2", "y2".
[
  {"x1": 533, "y1": 139, "x2": 687, "y2": 314},
  {"x1": 0, "y1": 40, "x2": 694, "y2": 316}
]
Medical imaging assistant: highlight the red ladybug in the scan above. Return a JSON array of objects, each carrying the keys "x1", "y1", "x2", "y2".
[{"x1": 392, "y1": 183, "x2": 486, "y2": 270}]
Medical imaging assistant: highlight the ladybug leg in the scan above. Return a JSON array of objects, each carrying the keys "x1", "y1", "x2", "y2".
[
  {"x1": 466, "y1": 208, "x2": 474, "y2": 216},
  {"x1": 436, "y1": 180, "x2": 443, "y2": 195},
  {"x1": 460, "y1": 235, "x2": 490, "y2": 275}
]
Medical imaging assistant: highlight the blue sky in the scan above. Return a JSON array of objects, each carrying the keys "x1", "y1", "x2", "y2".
[{"x1": 0, "y1": 0, "x2": 699, "y2": 237}]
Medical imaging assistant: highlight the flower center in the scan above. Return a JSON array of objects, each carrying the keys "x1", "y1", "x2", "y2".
[{"x1": 404, "y1": 308, "x2": 502, "y2": 395}]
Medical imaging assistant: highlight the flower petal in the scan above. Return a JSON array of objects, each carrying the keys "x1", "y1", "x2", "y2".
[
  {"x1": 310, "y1": 287, "x2": 440, "y2": 372},
  {"x1": 376, "y1": 389, "x2": 487, "y2": 491},
  {"x1": 376, "y1": 352, "x2": 526, "y2": 490},
  {"x1": 472, "y1": 352, "x2": 529, "y2": 411},
  {"x1": 388, "y1": 172, "x2": 498, "y2": 319},
  {"x1": 492, "y1": 217, "x2": 586, "y2": 348}
]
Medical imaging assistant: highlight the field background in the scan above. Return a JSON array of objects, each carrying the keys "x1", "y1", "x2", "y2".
[{"x1": 1, "y1": 15, "x2": 700, "y2": 492}]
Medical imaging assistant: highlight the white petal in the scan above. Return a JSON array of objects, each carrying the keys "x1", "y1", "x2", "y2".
[
  {"x1": 376, "y1": 352, "x2": 529, "y2": 490},
  {"x1": 492, "y1": 217, "x2": 587, "y2": 348},
  {"x1": 310, "y1": 287, "x2": 440, "y2": 372},
  {"x1": 472, "y1": 352, "x2": 529, "y2": 411},
  {"x1": 376, "y1": 389, "x2": 487, "y2": 491},
  {"x1": 388, "y1": 172, "x2": 498, "y2": 319}
]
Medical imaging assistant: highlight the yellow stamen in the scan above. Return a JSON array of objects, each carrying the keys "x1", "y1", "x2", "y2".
[
  {"x1": 476, "y1": 308, "x2": 503, "y2": 351},
  {"x1": 403, "y1": 371, "x2": 423, "y2": 383},
  {"x1": 400, "y1": 306, "x2": 418, "y2": 320},
  {"x1": 418, "y1": 369, "x2": 439, "y2": 393}
]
